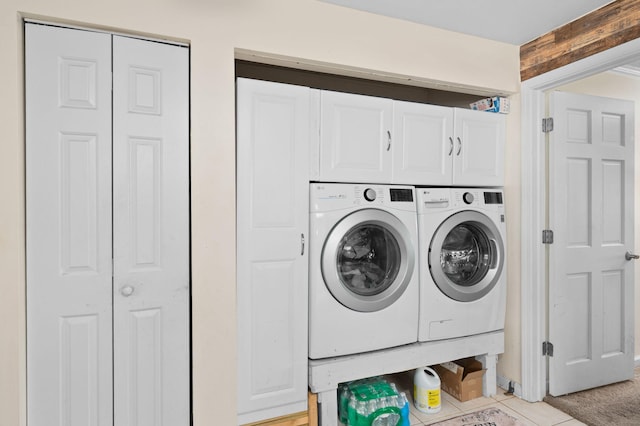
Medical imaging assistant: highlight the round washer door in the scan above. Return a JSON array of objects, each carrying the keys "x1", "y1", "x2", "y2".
[
  {"x1": 429, "y1": 210, "x2": 504, "y2": 302},
  {"x1": 322, "y1": 208, "x2": 415, "y2": 312}
]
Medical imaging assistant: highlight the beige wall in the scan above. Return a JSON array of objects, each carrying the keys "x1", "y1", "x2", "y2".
[
  {"x1": 499, "y1": 92, "x2": 522, "y2": 384},
  {"x1": 557, "y1": 71, "x2": 640, "y2": 358},
  {"x1": 0, "y1": 1, "x2": 521, "y2": 424}
]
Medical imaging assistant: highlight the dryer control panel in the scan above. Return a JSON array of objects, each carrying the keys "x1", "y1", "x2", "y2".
[
  {"x1": 462, "y1": 191, "x2": 502, "y2": 204},
  {"x1": 452, "y1": 189, "x2": 504, "y2": 209},
  {"x1": 416, "y1": 187, "x2": 505, "y2": 215}
]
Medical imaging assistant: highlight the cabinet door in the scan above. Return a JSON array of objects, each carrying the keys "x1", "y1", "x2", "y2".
[
  {"x1": 452, "y1": 108, "x2": 505, "y2": 187},
  {"x1": 392, "y1": 101, "x2": 453, "y2": 185},
  {"x1": 236, "y1": 78, "x2": 309, "y2": 424},
  {"x1": 320, "y1": 90, "x2": 393, "y2": 183}
]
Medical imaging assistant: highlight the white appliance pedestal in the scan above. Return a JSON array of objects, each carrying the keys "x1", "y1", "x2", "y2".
[{"x1": 308, "y1": 330, "x2": 504, "y2": 426}]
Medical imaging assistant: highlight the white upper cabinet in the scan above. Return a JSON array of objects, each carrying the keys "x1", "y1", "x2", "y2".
[
  {"x1": 320, "y1": 90, "x2": 393, "y2": 183},
  {"x1": 318, "y1": 92, "x2": 505, "y2": 186},
  {"x1": 392, "y1": 101, "x2": 453, "y2": 185},
  {"x1": 453, "y1": 108, "x2": 505, "y2": 187}
]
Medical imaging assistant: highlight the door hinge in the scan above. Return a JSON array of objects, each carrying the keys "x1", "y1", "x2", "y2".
[
  {"x1": 542, "y1": 117, "x2": 554, "y2": 133},
  {"x1": 542, "y1": 341, "x2": 554, "y2": 357},
  {"x1": 542, "y1": 229, "x2": 554, "y2": 244}
]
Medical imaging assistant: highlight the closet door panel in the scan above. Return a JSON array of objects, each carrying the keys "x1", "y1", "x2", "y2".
[
  {"x1": 112, "y1": 36, "x2": 190, "y2": 426},
  {"x1": 25, "y1": 23, "x2": 113, "y2": 426}
]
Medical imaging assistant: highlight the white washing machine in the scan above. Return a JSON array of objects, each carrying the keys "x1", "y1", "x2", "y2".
[
  {"x1": 309, "y1": 183, "x2": 419, "y2": 359},
  {"x1": 416, "y1": 187, "x2": 507, "y2": 342}
]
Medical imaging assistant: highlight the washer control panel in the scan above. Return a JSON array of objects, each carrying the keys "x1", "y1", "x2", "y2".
[{"x1": 310, "y1": 183, "x2": 416, "y2": 213}]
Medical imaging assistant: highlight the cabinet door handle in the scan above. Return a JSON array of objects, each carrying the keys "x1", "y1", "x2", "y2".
[
  {"x1": 301, "y1": 233, "x2": 305, "y2": 256},
  {"x1": 386, "y1": 131, "x2": 391, "y2": 151},
  {"x1": 448, "y1": 137, "x2": 453, "y2": 156},
  {"x1": 456, "y1": 137, "x2": 462, "y2": 156}
]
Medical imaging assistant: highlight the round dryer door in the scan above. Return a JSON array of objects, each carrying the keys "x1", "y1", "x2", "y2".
[
  {"x1": 322, "y1": 208, "x2": 415, "y2": 312},
  {"x1": 429, "y1": 211, "x2": 504, "y2": 302}
]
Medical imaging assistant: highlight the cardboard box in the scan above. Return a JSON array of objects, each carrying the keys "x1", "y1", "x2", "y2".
[
  {"x1": 470, "y1": 96, "x2": 510, "y2": 114},
  {"x1": 432, "y1": 358, "x2": 486, "y2": 402}
]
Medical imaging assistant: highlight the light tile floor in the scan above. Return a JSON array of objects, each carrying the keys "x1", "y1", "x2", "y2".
[{"x1": 386, "y1": 371, "x2": 585, "y2": 426}]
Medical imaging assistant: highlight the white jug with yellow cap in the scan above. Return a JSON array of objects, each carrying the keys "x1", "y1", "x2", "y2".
[{"x1": 413, "y1": 367, "x2": 441, "y2": 414}]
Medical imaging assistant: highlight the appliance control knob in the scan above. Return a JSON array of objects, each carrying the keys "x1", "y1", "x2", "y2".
[
  {"x1": 364, "y1": 188, "x2": 377, "y2": 202},
  {"x1": 463, "y1": 192, "x2": 474, "y2": 204}
]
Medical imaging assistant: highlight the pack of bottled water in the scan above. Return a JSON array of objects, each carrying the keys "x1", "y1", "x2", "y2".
[{"x1": 338, "y1": 377, "x2": 409, "y2": 426}]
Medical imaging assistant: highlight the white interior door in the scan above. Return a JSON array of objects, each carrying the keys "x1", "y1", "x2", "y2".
[
  {"x1": 26, "y1": 23, "x2": 190, "y2": 425},
  {"x1": 112, "y1": 36, "x2": 190, "y2": 425},
  {"x1": 26, "y1": 24, "x2": 114, "y2": 426},
  {"x1": 548, "y1": 91, "x2": 635, "y2": 395}
]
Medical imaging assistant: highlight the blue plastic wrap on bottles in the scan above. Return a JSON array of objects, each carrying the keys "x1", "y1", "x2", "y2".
[{"x1": 338, "y1": 377, "x2": 409, "y2": 426}]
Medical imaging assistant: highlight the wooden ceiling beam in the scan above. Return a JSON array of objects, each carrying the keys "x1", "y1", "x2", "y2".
[{"x1": 520, "y1": 0, "x2": 640, "y2": 81}]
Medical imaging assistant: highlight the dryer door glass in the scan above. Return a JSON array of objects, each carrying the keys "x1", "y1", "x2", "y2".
[
  {"x1": 441, "y1": 223, "x2": 491, "y2": 286},
  {"x1": 429, "y1": 210, "x2": 504, "y2": 302},
  {"x1": 338, "y1": 224, "x2": 401, "y2": 296}
]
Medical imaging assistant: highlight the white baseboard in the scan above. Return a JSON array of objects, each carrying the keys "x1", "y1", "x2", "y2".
[
  {"x1": 635, "y1": 356, "x2": 640, "y2": 367},
  {"x1": 497, "y1": 374, "x2": 522, "y2": 399}
]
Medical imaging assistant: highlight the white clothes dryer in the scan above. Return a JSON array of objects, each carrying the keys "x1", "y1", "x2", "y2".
[
  {"x1": 416, "y1": 187, "x2": 507, "y2": 342},
  {"x1": 309, "y1": 183, "x2": 419, "y2": 359}
]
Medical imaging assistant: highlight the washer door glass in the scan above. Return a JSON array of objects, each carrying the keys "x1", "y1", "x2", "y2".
[
  {"x1": 338, "y1": 224, "x2": 400, "y2": 296},
  {"x1": 429, "y1": 211, "x2": 504, "y2": 302},
  {"x1": 322, "y1": 209, "x2": 415, "y2": 312}
]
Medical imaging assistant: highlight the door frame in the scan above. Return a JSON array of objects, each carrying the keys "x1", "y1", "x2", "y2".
[{"x1": 521, "y1": 37, "x2": 640, "y2": 402}]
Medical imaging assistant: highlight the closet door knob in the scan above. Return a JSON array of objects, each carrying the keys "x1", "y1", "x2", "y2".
[
  {"x1": 120, "y1": 285, "x2": 135, "y2": 297},
  {"x1": 625, "y1": 252, "x2": 639, "y2": 261}
]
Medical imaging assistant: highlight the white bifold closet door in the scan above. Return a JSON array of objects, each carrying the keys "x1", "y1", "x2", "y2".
[{"x1": 26, "y1": 23, "x2": 190, "y2": 426}]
